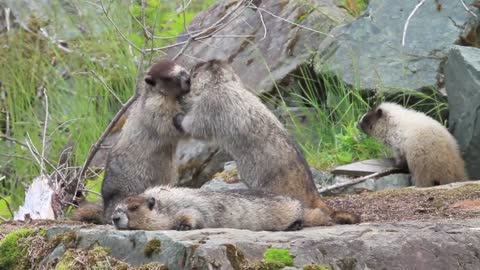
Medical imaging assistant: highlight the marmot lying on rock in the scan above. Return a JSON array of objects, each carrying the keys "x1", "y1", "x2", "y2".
[{"x1": 111, "y1": 186, "x2": 336, "y2": 231}]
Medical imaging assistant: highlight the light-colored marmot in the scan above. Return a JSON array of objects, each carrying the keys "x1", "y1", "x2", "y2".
[
  {"x1": 173, "y1": 59, "x2": 359, "y2": 225},
  {"x1": 357, "y1": 102, "x2": 468, "y2": 187},
  {"x1": 98, "y1": 59, "x2": 190, "y2": 221},
  {"x1": 111, "y1": 186, "x2": 332, "y2": 231}
]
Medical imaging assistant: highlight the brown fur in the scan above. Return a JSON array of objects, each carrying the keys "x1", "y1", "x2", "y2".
[
  {"x1": 96, "y1": 59, "x2": 190, "y2": 222},
  {"x1": 173, "y1": 60, "x2": 359, "y2": 225},
  {"x1": 111, "y1": 186, "x2": 337, "y2": 231},
  {"x1": 71, "y1": 200, "x2": 104, "y2": 224},
  {"x1": 358, "y1": 102, "x2": 468, "y2": 187}
]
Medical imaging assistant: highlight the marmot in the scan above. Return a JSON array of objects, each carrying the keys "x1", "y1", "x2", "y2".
[
  {"x1": 357, "y1": 102, "x2": 468, "y2": 187},
  {"x1": 111, "y1": 186, "x2": 333, "y2": 231},
  {"x1": 173, "y1": 60, "x2": 359, "y2": 225},
  {"x1": 73, "y1": 59, "x2": 190, "y2": 223}
]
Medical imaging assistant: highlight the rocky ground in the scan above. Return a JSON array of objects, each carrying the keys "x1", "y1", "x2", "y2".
[{"x1": 1, "y1": 182, "x2": 480, "y2": 269}]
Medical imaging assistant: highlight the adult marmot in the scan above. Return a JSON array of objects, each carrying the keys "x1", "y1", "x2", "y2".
[
  {"x1": 357, "y1": 102, "x2": 467, "y2": 187},
  {"x1": 73, "y1": 59, "x2": 190, "y2": 223},
  {"x1": 173, "y1": 60, "x2": 359, "y2": 225},
  {"x1": 111, "y1": 186, "x2": 332, "y2": 231}
]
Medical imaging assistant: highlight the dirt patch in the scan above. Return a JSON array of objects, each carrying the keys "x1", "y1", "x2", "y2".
[
  {"x1": 326, "y1": 183, "x2": 480, "y2": 223},
  {"x1": 0, "y1": 220, "x2": 87, "y2": 240}
]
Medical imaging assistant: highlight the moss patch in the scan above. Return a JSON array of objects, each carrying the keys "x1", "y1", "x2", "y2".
[
  {"x1": 0, "y1": 228, "x2": 34, "y2": 270},
  {"x1": 144, "y1": 239, "x2": 162, "y2": 258},
  {"x1": 213, "y1": 168, "x2": 240, "y2": 183},
  {"x1": 137, "y1": 263, "x2": 169, "y2": 270},
  {"x1": 263, "y1": 248, "x2": 294, "y2": 267},
  {"x1": 303, "y1": 264, "x2": 333, "y2": 270},
  {"x1": 52, "y1": 230, "x2": 78, "y2": 248},
  {"x1": 56, "y1": 245, "x2": 129, "y2": 270},
  {"x1": 224, "y1": 244, "x2": 245, "y2": 270}
]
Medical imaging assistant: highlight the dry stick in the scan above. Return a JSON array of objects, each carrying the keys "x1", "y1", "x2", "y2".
[
  {"x1": 402, "y1": 0, "x2": 427, "y2": 46},
  {"x1": 459, "y1": 0, "x2": 478, "y2": 17},
  {"x1": 0, "y1": 134, "x2": 28, "y2": 148},
  {"x1": 318, "y1": 169, "x2": 398, "y2": 194},
  {"x1": 40, "y1": 88, "x2": 49, "y2": 175}
]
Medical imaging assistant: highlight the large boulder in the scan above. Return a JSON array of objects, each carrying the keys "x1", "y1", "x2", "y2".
[
  {"x1": 167, "y1": 0, "x2": 352, "y2": 94},
  {"x1": 44, "y1": 219, "x2": 480, "y2": 269},
  {"x1": 317, "y1": 0, "x2": 478, "y2": 93},
  {"x1": 445, "y1": 45, "x2": 480, "y2": 179}
]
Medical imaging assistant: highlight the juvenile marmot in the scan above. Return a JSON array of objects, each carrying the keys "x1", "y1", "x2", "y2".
[
  {"x1": 111, "y1": 186, "x2": 332, "y2": 231},
  {"x1": 99, "y1": 59, "x2": 190, "y2": 221},
  {"x1": 357, "y1": 102, "x2": 467, "y2": 187},
  {"x1": 173, "y1": 60, "x2": 359, "y2": 225}
]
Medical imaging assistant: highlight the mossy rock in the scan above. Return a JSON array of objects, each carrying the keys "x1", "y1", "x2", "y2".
[
  {"x1": 0, "y1": 228, "x2": 35, "y2": 270},
  {"x1": 144, "y1": 239, "x2": 161, "y2": 258},
  {"x1": 303, "y1": 264, "x2": 333, "y2": 270}
]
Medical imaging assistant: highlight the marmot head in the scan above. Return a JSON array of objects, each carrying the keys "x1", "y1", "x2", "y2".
[
  {"x1": 144, "y1": 59, "x2": 191, "y2": 97},
  {"x1": 111, "y1": 195, "x2": 172, "y2": 230},
  {"x1": 190, "y1": 59, "x2": 241, "y2": 91},
  {"x1": 357, "y1": 105, "x2": 384, "y2": 135}
]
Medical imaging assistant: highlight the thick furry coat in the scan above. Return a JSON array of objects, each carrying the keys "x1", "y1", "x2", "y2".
[
  {"x1": 112, "y1": 186, "x2": 331, "y2": 231},
  {"x1": 358, "y1": 102, "x2": 467, "y2": 187}
]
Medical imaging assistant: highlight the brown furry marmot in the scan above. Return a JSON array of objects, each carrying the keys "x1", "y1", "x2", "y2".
[
  {"x1": 74, "y1": 59, "x2": 190, "y2": 223},
  {"x1": 173, "y1": 60, "x2": 359, "y2": 225},
  {"x1": 111, "y1": 186, "x2": 333, "y2": 231},
  {"x1": 357, "y1": 102, "x2": 468, "y2": 187}
]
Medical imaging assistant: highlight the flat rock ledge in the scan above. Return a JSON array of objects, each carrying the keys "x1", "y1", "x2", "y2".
[{"x1": 45, "y1": 219, "x2": 480, "y2": 270}]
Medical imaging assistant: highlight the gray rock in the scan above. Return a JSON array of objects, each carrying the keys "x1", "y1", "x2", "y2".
[
  {"x1": 2, "y1": 0, "x2": 107, "y2": 40},
  {"x1": 167, "y1": 0, "x2": 352, "y2": 94},
  {"x1": 200, "y1": 179, "x2": 248, "y2": 191},
  {"x1": 318, "y1": 0, "x2": 477, "y2": 93},
  {"x1": 47, "y1": 219, "x2": 480, "y2": 269},
  {"x1": 223, "y1": 161, "x2": 237, "y2": 172},
  {"x1": 346, "y1": 173, "x2": 411, "y2": 193},
  {"x1": 175, "y1": 138, "x2": 231, "y2": 187},
  {"x1": 311, "y1": 168, "x2": 334, "y2": 186},
  {"x1": 445, "y1": 45, "x2": 480, "y2": 179}
]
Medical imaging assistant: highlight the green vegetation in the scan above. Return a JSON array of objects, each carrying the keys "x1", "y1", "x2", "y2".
[
  {"x1": 263, "y1": 248, "x2": 294, "y2": 267},
  {"x1": 144, "y1": 239, "x2": 162, "y2": 258},
  {"x1": 0, "y1": 0, "x2": 215, "y2": 219},
  {"x1": 303, "y1": 264, "x2": 333, "y2": 270},
  {"x1": 0, "y1": 228, "x2": 34, "y2": 270},
  {"x1": 342, "y1": 0, "x2": 368, "y2": 17}
]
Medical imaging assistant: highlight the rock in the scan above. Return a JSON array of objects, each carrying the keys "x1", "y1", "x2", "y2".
[
  {"x1": 445, "y1": 45, "x2": 480, "y2": 179},
  {"x1": 2, "y1": 0, "x2": 107, "y2": 40},
  {"x1": 201, "y1": 179, "x2": 248, "y2": 191},
  {"x1": 167, "y1": 0, "x2": 352, "y2": 94},
  {"x1": 318, "y1": 0, "x2": 477, "y2": 93},
  {"x1": 311, "y1": 168, "x2": 334, "y2": 186},
  {"x1": 347, "y1": 173, "x2": 411, "y2": 193},
  {"x1": 46, "y1": 219, "x2": 480, "y2": 269},
  {"x1": 175, "y1": 138, "x2": 231, "y2": 187},
  {"x1": 332, "y1": 158, "x2": 401, "y2": 177}
]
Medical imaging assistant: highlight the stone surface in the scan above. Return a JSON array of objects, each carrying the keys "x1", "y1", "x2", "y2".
[
  {"x1": 1, "y1": 0, "x2": 108, "y2": 40},
  {"x1": 345, "y1": 173, "x2": 412, "y2": 193},
  {"x1": 46, "y1": 219, "x2": 480, "y2": 269},
  {"x1": 332, "y1": 158, "x2": 399, "y2": 177},
  {"x1": 318, "y1": 0, "x2": 477, "y2": 93},
  {"x1": 445, "y1": 45, "x2": 480, "y2": 179},
  {"x1": 167, "y1": 0, "x2": 352, "y2": 94},
  {"x1": 200, "y1": 179, "x2": 248, "y2": 191},
  {"x1": 175, "y1": 138, "x2": 231, "y2": 187}
]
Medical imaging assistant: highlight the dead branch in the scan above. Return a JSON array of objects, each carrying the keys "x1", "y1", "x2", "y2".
[
  {"x1": 402, "y1": 0, "x2": 427, "y2": 46},
  {"x1": 459, "y1": 0, "x2": 478, "y2": 17},
  {"x1": 40, "y1": 87, "x2": 49, "y2": 175},
  {"x1": 318, "y1": 169, "x2": 398, "y2": 194},
  {"x1": 0, "y1": 134, "x2": 28, "y2": 148}
]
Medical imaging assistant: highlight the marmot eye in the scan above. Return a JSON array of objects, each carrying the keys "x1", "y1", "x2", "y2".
[{"x1": 128, "y1": 205, "x2": 139, "y2": 211}]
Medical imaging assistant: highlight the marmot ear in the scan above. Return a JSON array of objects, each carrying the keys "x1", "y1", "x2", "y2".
[
  {"x1": 147, "y1": 197, "x2": 155, "y2": 210},
  {"x1": 144, "y1": 75, "x2": 155, "y2": 86},
  {"x1": 376, "y1": 108, "x2": 383, "y2": 118}
]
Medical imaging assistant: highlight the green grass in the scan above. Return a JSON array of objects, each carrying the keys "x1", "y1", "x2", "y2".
[
  {"x1": 276, "y1": 65, "x2": 448, "y2": 171},
  {"x1": 263, "y1": 248, "x2": 294, "y2": 267},
  {"x1": 0, "y1": 228, "x2": 34, "y2": 270},
  {"x1": 0, "y1": 0, "x2": 216, "y2": 218}
]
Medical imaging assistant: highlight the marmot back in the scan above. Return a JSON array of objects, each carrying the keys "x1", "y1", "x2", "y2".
[
  {"x1": 111, "y1": 186, "x2": 333, "y2": 231},
  {"x1": 358, "y1": 102, "x2": 467, "y2": 187},
  {"x1": 100, "y1": 59, "x2": 191, "y2": 221}
]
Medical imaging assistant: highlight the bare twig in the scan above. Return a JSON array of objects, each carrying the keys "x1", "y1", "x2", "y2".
[
  {"x1": 79, "y1": 189, "x2": 102, "y2": 197},
  {"x1": 402, "y1": 0, "x2": 427, "y2": 46},
  {"x1": 0, "y1": 134, "x2": 28, "y2": 148},
  {"x1": 173, "y1": 38, "x2": 193, "y2": 61},
  {"x1": 318, "y1": 169, "x2": 398, "y2": 194},
  {"x1": 459, "y1": 0, "x2": 478, "y2": 17},
  {"x1": 249, "y1": 5, "x2": 334, "y2": 37},
  {"x1": 257, "y1": 7, "x2": 267, "y2": 41},
  {"x1": 5, "y1": 8, "x2": 11, "y2": 32},
  {"x1": 0, "y1": 195, "x2": 13, "y2": 219},
  {"x1": 90, "y1": 70, "x2": 124, "y2": 105},
  {"x1": 40, "y1": 88, "x2": 49, "y2": 174},
  {"x1": 94, "y1": 0, "x2": 143, "y2": 52}
]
